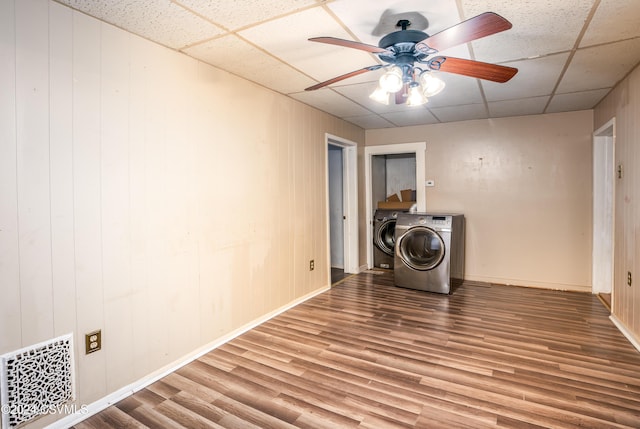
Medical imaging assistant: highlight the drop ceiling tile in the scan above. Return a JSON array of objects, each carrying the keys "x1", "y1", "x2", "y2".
[
  {"x1": 482, "y1": 53, "x2": 570, "y2": 101},
  {"x1": 461, "y1": 0, "x2": 594, "y2": 62},
  {"x1": 343, "y1": 114, "x2": 395, "y2": 129},
  {"x1": 581, "y1": 0, "x2": 640, "y2": 47},
  {"x1": 546, "y1": 88, "x2": 611, "y2": 113},
  {"x1": 429, "y1": 103, "x2": 488, "y2": 123},
  {"x1": 239, "y1": 7, "x2": 377, "y2": 83},
  {"x1": 557, "y1": 38, "x2": 640, "y2": 93},
  {"x1": 176, "y1": 0, "x2": 321, "y2": 31},
  {"x1": 56, "y1": 0, "x2": 225, "y2": 49},
  {"x1": 488, "y1": 96, "x2": 549, "y2": 118},
  {"x1": 184, "y1": 34, "x2": 316, "y2": 94},
  {"x1": 381, "y1": 108, "x2": 439, "y2": 127},
  {"x1": 290, "y1": 89, "x2": 373, "y2": 118}
]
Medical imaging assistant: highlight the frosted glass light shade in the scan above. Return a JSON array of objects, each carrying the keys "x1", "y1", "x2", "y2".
[
  {"x1": 406, "y1": 85, "x2": 428, "y2": 106},
  {"x1": 419, "y1": 72, "x2": 446, "y2": 97},
  {"x1": 379, "y1": 66, "x2": 404, "y2": 93}
]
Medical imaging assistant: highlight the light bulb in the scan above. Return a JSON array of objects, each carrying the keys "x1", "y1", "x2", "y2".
[
  {"x1": 419, "y1": 72, "x2": 445, "y2": 97},
  {"x1": 406, "y1": 84, "x2": 428, "y2": 106},
  {"x1": 369, "y1": 86, "x2": 389, "y2": 105},
  {"x1": 378, "y1": 66, "x2": 404, "y2": 93}
]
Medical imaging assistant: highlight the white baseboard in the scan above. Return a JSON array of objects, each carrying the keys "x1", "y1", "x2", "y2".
[
  {"x1": 47, "y1": 285, "x2": 330, "y2": 429},
  {"x1": 609, "y1": 314, "x2": 640, "y2": 353}
]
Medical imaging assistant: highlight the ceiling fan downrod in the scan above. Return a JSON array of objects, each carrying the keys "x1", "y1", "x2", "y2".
[{"x1": 397, "y1": 19, "x2": 411, "y2": 30}]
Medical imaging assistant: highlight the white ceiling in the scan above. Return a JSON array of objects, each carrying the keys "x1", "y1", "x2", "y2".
[{"x1": 54, "y1": 0, "x2": 640, "y2": 129}]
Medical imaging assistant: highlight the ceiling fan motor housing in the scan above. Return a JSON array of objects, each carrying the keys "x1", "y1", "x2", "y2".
[
  {"x1": 378, "y1": 29, "x2": 430, "y2": 66},
  {"x1": 379, "y1": 29, "x2": 428, "y2": 49}
]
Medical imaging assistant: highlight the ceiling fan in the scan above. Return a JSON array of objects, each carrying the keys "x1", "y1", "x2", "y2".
[{"x1": 304, "y1": 12, "x2": 518, "y2": 106}]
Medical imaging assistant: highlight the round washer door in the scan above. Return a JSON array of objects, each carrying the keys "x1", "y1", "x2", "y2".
[
  {"x1": 374, "y1": 219, "x2": 396, "y2": 256},
  {"x1": 397, "y1": 226, "x2": 445, "y2": 271}
]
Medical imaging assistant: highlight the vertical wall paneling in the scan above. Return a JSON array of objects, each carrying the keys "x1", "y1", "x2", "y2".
[
  {"x1": 275, "y1": 99, "x2": 292, "y2": 308},
  {"x1": 127, "y1": 34, "x2": 151, "y2": 379},
  {"x1": 49, "y1": 1, "x2": 76, "y2": 340},
  {"x1": 293, "y1": 104, "x2": 305, "y2": 299},
  {"x1": 307, "y1": 110, "x2": 318, "y2": 295},
  {"x1": 633, "y1": 70, "x2": 639, "y2": 335},
  {"x1": 596, "y1": 65, "x2": 640, "y2": 338},
  {"x1": 0, "y1": 0, "x2": 21, "y2": 354},
  {"x1": 142, "y1": 42, "x2": 172, "y2": 370},
  {"x1": 634, "y1": 70, "x2": 639, "y2": 335},
  {"x1": 629, "y1": 71, "x2": 638, "y2": 335},
  {"x1": 72, "y1": 11, "x2": 106, "y2": 403},
  {"x1": 265, "y1": 94, "x2": 279, "y2": 312},
  {"x1": 193, "y1": 63, "x2": 222, "y2": 343},
  {"x1": 4, "y1": 2, "x2": 365, "y2": 424},
  {"x1": 100, "y1": 23, "x2": 135, "y2": 391},
  {"x1": 163, "y1": 52, "x2": 200, "y2": 359},
  {"x1": 15, "y1": 0, "x2": 54, "y2": 346}
]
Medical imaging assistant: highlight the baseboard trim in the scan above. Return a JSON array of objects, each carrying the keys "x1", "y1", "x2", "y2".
[
  {"x1": 609, "y1": 314, "x2": 640, "y2": 354},
  {"x1": 48, "y1": 285, "x2": 330, "y2": 429},
  {"x1": 464, "y1": 274, "x2": 591, "y2": 292}
]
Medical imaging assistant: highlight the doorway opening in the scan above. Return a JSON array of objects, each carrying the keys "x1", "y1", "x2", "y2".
[
  {"x1": 364, "y1": 142, "x2": 426, "y2": 269},
  {"x1": 325, "y1": 134, "x2": 359, "y2": 285},
  {"x1": 593, "y1": 118, "x2": 615, "y2": 310}
]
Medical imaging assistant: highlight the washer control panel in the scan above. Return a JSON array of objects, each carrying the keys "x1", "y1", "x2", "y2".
[{"x1": 426, "y1": 215, "x2": 452, "y2": 227}]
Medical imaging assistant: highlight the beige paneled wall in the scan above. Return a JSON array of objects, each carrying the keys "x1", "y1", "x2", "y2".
[
  {"x1": 0, "y1": 0, "x2": 363, "y2": 426},
  {"x1": 594, "y1": 63, "x2": 640, "y2": 344},
  {"x1": 366, "y1": 111, "x2": 593, "y2": 291}
]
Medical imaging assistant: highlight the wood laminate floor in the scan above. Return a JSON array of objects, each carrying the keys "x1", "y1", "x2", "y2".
[
  {"x1": 331, "y1": 267, "x2": 347, "y2": 285},
  {"x1": 74, "y1": 271, "x2": 640, "y2": 428}
]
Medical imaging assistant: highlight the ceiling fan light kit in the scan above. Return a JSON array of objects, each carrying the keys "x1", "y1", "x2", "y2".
[
  {"x1": 370, "y1": 67, "x2": 445, "y2": 107},
  {"x1": 305, "y1": 12, "x2": 518, "y2": 107}
]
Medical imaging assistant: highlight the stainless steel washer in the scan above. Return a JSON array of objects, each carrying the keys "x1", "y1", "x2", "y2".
[
  {"x1": 373, "y1": 209, "x2": 400, "y2": 269},
  {"x1": 394, "y1": 213, "x2": 465, "y2": 294}
]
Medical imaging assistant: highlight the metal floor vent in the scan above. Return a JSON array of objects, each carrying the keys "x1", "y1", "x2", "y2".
[{"x1": 0, "y1": 334, "x2": 75, "y2": 429}]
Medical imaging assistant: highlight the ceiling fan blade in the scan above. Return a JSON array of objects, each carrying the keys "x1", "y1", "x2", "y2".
[
  {"x1": 417, "y1": 12, "x2": 512, "y2": 53},
  {"x1": 305, "y1": 65, "x2": 383, "y2": 91},
  {"x1": 428, "y1": 56, "x2": 517, "y2": 83},
  {"x1": 309, "y1": 37, "x2": 391, "y2": 54}
]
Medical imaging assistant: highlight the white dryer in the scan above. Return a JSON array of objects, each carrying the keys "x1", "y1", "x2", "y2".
[{"x1": 394, "y1": 213, "x2": 465, "y2": 294}]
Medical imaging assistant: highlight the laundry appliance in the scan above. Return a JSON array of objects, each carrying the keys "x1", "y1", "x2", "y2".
[
  {"x1": 394, "y1": 213, "x2": 465, "y2": 294},
  {"x1": 373, "y1": 209, "x2": 401, "y2": 269}
]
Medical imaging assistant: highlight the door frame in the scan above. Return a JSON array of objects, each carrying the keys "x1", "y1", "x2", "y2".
[
  {"x1": 325, "y1": 134, "x2": 359, "y2": 282},
  {"x1": 592, "y1": 118, "x2": 615, "y2": 296},
  {"x1": 364, "y1": 142, "x2": 426, "y2": 269}
]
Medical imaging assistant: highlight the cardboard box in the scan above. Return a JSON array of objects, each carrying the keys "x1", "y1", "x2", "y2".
[
  {"x1": 386, "y1": 193, "x2": 400, "y2": 202},
  {"x1": 400, "y1": 189, "x2": 414, "y2": 202}
]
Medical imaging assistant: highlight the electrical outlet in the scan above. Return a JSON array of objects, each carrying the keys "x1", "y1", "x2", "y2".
[
  {"x1": 628, "y1": 271, "x2": 632, "y2": 287},
  {"x1": 85, "y1": 330, "x2": 102, "y2": 354},
  {"x1": 309, "y1": 260, "x2": 315, "y2": 271}
]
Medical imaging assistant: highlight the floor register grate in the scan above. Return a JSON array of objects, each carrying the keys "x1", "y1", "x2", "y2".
[{"x1": 0, "y1": 334, "x2": 75, "y2": 429}]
